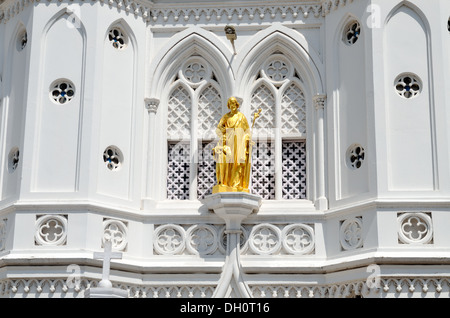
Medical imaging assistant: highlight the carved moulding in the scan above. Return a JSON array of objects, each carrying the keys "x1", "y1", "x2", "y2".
[
  {"x1": 1, "y1": 276, "x2": 449, "y2": 298},
  {"x1": 152, "y1": 222, "x2": 316, "y2": 256}
]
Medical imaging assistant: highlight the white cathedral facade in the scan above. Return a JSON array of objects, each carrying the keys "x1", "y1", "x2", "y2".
[{"x1": 0, "y1": 0, "x2": 449, "y2": 298}]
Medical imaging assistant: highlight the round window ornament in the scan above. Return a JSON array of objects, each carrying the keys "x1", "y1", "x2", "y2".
[
  {"x1": 50, "y1": 80, "x2": 75, "y2": 105},
  {"x1": 262, "y1": 54, "x2": 293, "y2": 85},
  {"x1": 395, "y1": 73, "x2": 422, "y2": 99},
  {"x1": 17, "y1": 29, "x2": 27, "y2": 51},
  {"x1": 8, "y1": 147, "x2": 20, "y2": 173},
  {"x1": 343, "y1": 20, "x2": 361, "y2": 45},
  {"x1": 108, "y1": 27, "x2": 128, "y2": 50},
  {"x1": 346, "y1": 144, "x2": 365, "y2": 170},
  {"x1": 103, "y1": 146, "x2": 123, "y2": 171},
  {"x1": 181, "y1": 58, "x2": 211, "y2": 86}
]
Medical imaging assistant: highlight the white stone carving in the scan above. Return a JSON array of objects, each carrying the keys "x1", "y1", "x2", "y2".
[
  {"x1": 395, "y1": 73, "x2": 422, "y2": 99},
  {"x1": 108, "y1": 27, "x2": 128, "y2": 50},
  {"x1": 281, "y1": 82, "x2": 306, "y2": 135},
  {"x1": 103, "y1": 146, "x2": 123, "y2": 171},
  {"x1": 197, "y1": 85, "x2": 222, "y2": 138},
  {"x1": 263, "y1": 55, "x2": 293, "y2": 85},
  {"x1": 185, "y1": 224, "x2": 218, "y2": 255},
  {"x1": 340, "y1": 217, "x2": 363, "y2": 251},
  {"x1": 167, "y1": 86, "x2": 191, "y2": 139},
  {"x1": 346, "y1": 144, "x2": 365, "y2": 169},
  {"x1": 153, "y1": 224, "x2": 186, "y2": 255},
  {"x1": 145, "y1": 97, "x2": 159, "y2": 114},
  {"x1": 282, "y1": 224, "x2": 315, "y2": 255},
  {"x1": 103, "y1": 219, "x2": 128, "y2": 251},
  {"x1": 35, "y1": 215, "x2": 67, "y2": 246},
  {"x1": 398, "y1": 212, "x2": 433, "y2": 245},
  {"x1": 218, "y1": 225, "x2": 248, "y2": 255},
  {"x1": 49, "y1": 80, "x2": 75, "y2": 105},
  {"x1": 182, "y1": 59, "x2": 210, "y2": 86},
  {"x1": 2, "y1": 276, "x2": 450, "y2": 298},
  {"x1": 343, "y1": 20, "x2": 361, "y2": 45},
  {"x1": 248, "y1": 223, "x2": 281, "y2": 255},
  {"x1": 251, "y1": 84, "x2": 275, "y2": 134}
]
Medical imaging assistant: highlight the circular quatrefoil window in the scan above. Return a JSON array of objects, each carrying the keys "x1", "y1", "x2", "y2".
[
  {"x1": 17, "y1": 29, "x2": 27, "y2": 51},
  {"x1": 108, "y1": 27, "x2": 128, "y2": 50},
  {"x1": 346, "y1": 144, "x2": 365, "y2": 169},
  {"x1": 343, "y1": 20, "x2": 361, "y2": 45},
  {"x1": 8, "y1": 147, "x2": 20, "y2": 173},
  {"x1": 103, "y1": 146, "x2": 123, "y2": 171},
  {"x1": 50, "y1": 80, "x2": 75, "y2": 105},
  {"x1": 395, "y1": 73, "x2": 421, "y2": 99}
]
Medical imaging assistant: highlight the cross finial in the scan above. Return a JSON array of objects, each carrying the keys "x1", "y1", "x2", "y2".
[{"x1": 93, "y1": 239, "x2": 122, "y2": 288}]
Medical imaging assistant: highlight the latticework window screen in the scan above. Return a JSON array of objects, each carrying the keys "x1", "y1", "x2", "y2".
[
  {"x1": 166, "y1": 53, "x2": 307, "y2": 200},
  {"x1": 250, "y1": 53, "x2": 307, "y2": 200},
  {"x1": 166, "y1": 57, "x2": 222, "y2": 200}
]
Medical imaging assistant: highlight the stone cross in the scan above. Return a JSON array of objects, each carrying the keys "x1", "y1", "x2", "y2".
[{"x1": 93, "y1": 239, "x2": 122, "y2": 288}]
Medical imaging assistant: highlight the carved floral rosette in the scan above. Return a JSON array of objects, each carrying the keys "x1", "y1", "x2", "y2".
[
  {"x1": 103, "y1": 218, "x2": 128, "y2": 251},
  {"x1": 35, "y1": 215, "x2": 68, "y2": 246},
  {"x1": 397, "y1": 212, "x2": 433, "y2": 245},
  {"x1": 339, "y1": 217, "x2": 363, "y2": 251}
]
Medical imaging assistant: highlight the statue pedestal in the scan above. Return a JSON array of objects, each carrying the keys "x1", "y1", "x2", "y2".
[{"x1": 203, "y1": 192, "x2": 261, "y2": 298}]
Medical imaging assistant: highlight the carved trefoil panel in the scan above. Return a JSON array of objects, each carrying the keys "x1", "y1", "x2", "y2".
[
  {"x1": 397, "y1": 212, "x2": 433, "y2": 245},
  {"x1": 339, "y1": 217, "x2": 363, "y2": 251},
  {"x1": 153, "y1": 223, "x2": 315, "y2": 256},
  {"x1": 103, "y1": 218, "x2": 128, "y2": 251},
  {"x1": 247, "y1": 223, "x2": 315, "y2": 255},
  {"x1": 35, "y1": 215, "x2": 68, "y2": 246}
]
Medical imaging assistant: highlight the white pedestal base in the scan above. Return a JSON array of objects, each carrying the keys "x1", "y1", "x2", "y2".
[{"x1": 203, "y1": 192, "x2": 262, "y2": 298}]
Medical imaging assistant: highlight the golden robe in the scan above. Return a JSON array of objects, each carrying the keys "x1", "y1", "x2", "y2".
[{"x1": 213, "y1": 110, "x2": 251, "y2": 193}]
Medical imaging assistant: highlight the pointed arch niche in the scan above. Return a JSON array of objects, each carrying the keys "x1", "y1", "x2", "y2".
[
  {"x1": 96, "y1": 19, "x2": 138, "y2": 201},
  {"x1": 0, "y1": 22, "x2": 28, "y2": 200},
  {"x1": 384, "y1": 4, "x2": 437, "y2": 191},
  {"x1": 331, "y1": 14, "x2": 369, "y2": 202},
  {"x1": 146, "y1": 30, "x2": 233, "y2": 201},
  {"x1": 32, "y1": 10, "x2": 86, "y2": 193},
  {"x1": 236, "y1": 29, "x2": 326, "y2": 207}
]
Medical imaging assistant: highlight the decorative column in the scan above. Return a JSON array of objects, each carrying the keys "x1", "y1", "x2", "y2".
[
  {"x1": 203, "y1": 192, "x2": 261, "y2": 298},
  {"x1": 313, "y1": 95, "x2": 328, "y2": 210},
  {"x1": 144, "y1": 98, "x2": 159, "y2": 207}
]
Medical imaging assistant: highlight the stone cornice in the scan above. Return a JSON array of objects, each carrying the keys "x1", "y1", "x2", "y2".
[{"x1": 0, "y1": 0, "x2": 357, "y2": 25}]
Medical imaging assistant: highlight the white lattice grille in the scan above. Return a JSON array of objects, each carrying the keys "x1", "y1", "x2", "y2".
[
  {"x1": 167, "y1": 86, "x2": 191, "y2": 139},
  {"x1": 282, "y1": 141, "x2": 307, "y2": 199},
  {"x1": 251, "y1": 84, "x2": 275, "y2": 134},
  {"x1": 251, "y1": 142, "x2": 275, "y2": 199},
  {"x1": 198, "y1": 85, "x2": 222, "y2": 138},
  {"x1": 281, "y1": 83, "x2": 306, "y2": 135},
  {"x1": 197, "y1": 141, "x2": 216, "y2": 200},
  {"x1": 167, "y1": 142, "x2": 190, "y2": 200}
]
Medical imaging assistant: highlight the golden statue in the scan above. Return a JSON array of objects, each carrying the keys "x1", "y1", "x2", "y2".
[{"x1": 212, "y1": 97, "x2": 261, "y2": 193}]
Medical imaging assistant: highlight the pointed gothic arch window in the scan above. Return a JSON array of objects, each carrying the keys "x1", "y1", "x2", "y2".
[
  {"x1": 249, "y1": 53, "x2": 307, "y2": 200},
  {"x1": 166, "y1": 56, "x2": 223, "y2": 200}
]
